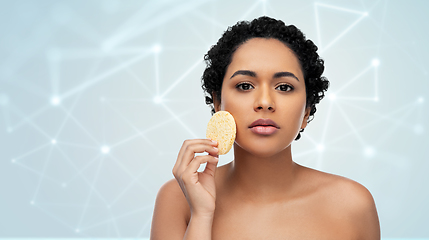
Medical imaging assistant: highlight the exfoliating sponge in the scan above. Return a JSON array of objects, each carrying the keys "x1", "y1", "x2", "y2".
[{"x1": 206, "y1": 111, "x2": 236, "y2": 155}]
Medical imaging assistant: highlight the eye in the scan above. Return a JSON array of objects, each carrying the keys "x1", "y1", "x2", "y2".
[
  {"x1": 276, "y1": 84, "x2": 294, "y2": 92},
  {"x1": 236, "y1": 82, "x2": 254, "y2": 91}
]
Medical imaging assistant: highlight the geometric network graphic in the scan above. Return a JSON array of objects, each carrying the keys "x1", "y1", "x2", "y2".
[{"x1": 1, "y1": 0, "x2": 428, "y2": 238}]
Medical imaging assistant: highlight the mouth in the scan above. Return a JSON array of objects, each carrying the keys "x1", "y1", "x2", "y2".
[
  {"x1": 249, "y1": 119, "x2": 279, "y2": 135},
  {"x1": 249, "y1": 119, "x2": 280, "y2": 129}
]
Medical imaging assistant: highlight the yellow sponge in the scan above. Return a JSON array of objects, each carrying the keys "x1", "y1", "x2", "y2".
[{"x1": 206, "y1": 111, "x2": 236, "y2": 155}]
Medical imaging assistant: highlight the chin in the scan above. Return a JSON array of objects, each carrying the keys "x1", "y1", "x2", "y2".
[{"x1": 234, "y1": 141, "x2": 292, "y2": 159}]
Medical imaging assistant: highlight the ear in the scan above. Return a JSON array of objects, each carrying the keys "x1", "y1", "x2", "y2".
[
  {"x1": 212, "y1": 91, "x2": 221, "y2": 112},
  {"x1": 300, "y1": 107, "x2": 311, "y2": 129}
]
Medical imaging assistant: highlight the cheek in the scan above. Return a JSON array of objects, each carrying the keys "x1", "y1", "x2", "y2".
[
  {"x1": 221, "y1": 96, "x2": 247, "y2": 121},
  {"x1": 220, "y1": 90, "x2": 250, "y2": 130},
  {"x1": 276, "y1": 96, "x2": 307, "y2": 128},
  {"x1": 220, "y1": 86, "x2": 244, "y2": 111},
  {"x1": 290, "y1": 97, "x2": 307, "y2": 117}
]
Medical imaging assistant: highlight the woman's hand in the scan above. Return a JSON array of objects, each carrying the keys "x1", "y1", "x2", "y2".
[{"x1": 172, "y1": 139, "x2": 219, "y2": 218}]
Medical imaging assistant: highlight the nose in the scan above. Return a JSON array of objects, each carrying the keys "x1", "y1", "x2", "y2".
[{"x1": 254, "y1": 84, "x2": 275, "y2": 112}]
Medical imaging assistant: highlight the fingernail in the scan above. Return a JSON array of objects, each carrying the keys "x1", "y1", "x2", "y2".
[
  {"x1": 213, "y1": 147, "x2": 218, "y2": 151},
  {"x1": 211, "y1": 140, "x2": 217, "y2": 144}
]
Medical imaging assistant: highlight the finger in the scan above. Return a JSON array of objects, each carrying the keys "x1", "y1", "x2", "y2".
[
  {"x1": 182, "y1": 155, "x2": 218, "y2": 184},
  {"x1": 178, "y1": 139, "x2": 217, "y2": 160},
  {"x1": 173, "y1": 139, "x2": 217, "y2": 176},
  {"x1": 203, "y1": 157, "x2": 219, "y2": 177},
  {"x1": 177, "y1": 144, "x2": 218, "y2": 176}
]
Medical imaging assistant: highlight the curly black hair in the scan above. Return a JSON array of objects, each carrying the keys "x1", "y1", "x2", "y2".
[{"x1": 201, "y1": 16, "x2": 329, "y2": 140}]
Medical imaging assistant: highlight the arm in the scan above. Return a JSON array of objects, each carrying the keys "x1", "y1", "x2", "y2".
[
  {"x1": 150, "y1": 180, "x2": 216, "y2": 240},
  {"x1": 352, "y1": 185, "x2": 381, "y2": 240},
  {"x1": 150, "y1": 139, "x2": 219, "y2": 240},
  {"x1": 335, "y1": 179, "x2": 380, "y2": 240},
  {"x1": 183, "y1": 214, "x2": 215, "y2": 239}
]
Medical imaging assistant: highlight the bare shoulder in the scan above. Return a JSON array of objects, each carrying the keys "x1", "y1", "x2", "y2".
[
  {"x1": 325, "y1": 172, "x2": 380, "y2": 239},
  {"x1": 298, "y1": 164, "x2": 374, "y2": 204},
  {"x1": 297, "y1": 164, "x2": 381, "y2": 239},
  {"x1": 150, "y1": 178, "x2": 190, "y2": 240}
]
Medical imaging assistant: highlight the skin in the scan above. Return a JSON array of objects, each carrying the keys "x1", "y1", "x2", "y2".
[{"x1": 150, "y1": 38, "x2": 380, "y2": 240}]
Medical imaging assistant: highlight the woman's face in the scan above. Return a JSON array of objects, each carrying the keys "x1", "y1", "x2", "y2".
[{"x1": 214, "y1": 38, "x2": 310, "y2": 158}]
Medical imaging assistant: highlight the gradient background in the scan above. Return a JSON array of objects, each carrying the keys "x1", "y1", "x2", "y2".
[{"x1": 1, "y1": 0, "x2": 428, "y2": 239}]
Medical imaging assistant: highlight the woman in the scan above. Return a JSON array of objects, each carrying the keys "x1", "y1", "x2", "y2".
[{"x1": 150, "y1": 16, "x2": 380, "y2": 239}]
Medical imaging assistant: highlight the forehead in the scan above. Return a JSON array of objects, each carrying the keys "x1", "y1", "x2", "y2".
[{"x1": 227, "y1": 38, "x2": 304, "y2": 80}]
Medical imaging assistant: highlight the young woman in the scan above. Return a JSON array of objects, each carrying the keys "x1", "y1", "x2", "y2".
[{"x1": 150, "y1": 16, "x2": 380, "y2": 240}]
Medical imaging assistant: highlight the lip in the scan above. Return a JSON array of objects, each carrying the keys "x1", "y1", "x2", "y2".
[
  {"x1": 249, "y1": 119, "x2": 280, "y2": 128},
  {"x1": 249, "y1": 118, "x2": 279, "y2": 135}
]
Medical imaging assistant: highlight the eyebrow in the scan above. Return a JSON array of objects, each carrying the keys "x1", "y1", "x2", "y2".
[
  {"x1": 230, "y1": 70, "x2": 300, "y2": 82},
  {"x1": 273, "y1": 72, "x2": 300, "y2": 82},
  {"x1": 230, "y1": 70, "x2": 256, "y2": 79}
]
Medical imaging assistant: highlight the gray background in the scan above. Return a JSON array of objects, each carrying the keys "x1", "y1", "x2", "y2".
[{"x1": 1, "y1": 0, "x2": 428, "y2": 238}]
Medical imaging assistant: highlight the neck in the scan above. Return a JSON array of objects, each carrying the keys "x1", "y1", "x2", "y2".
[{"x1": 225, "y1": 143, "x2": 298, "y2": 203}]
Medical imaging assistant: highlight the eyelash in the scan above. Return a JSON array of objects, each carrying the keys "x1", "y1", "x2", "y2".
[
  {"x1": 275, "y1": 84, "x2": 294, "y2": 92},
  {"x1": 236, "y1": 82, "x2": 254, "y2": 91},
  {"x1": 235, "y1": 82, "x2": 294, "y2": 92}
]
